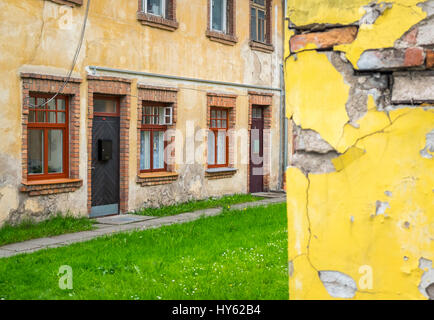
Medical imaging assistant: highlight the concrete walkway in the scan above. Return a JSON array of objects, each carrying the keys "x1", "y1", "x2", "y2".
[{"x1": 0, "y1": 193, "x2": 285, "y2": 259}]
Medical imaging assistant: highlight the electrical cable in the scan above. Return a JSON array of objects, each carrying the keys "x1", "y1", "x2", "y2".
[{"x1": 27, "y1": 0, "x2": 91, "y2": 109}]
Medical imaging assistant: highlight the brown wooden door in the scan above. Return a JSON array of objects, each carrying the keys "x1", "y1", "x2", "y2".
[{"x1": 249, "y1": 106, "x2": 264, "y2": 193}]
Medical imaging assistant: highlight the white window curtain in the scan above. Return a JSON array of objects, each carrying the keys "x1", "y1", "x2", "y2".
[
  {"x1": 144, "y1": 0, "x2": 165, "y2": 17},
  {"x1": 208, "y1": 130, "x2": 215, "y2": 165},
  {"x1": 217, "y1": 130, "x2": 226, "y2": 164},
  {"x1": 153, "y1": 131, "x2": 165, "y2": 169},
  {"x1": 140, "y1": 131, "x2": 151, "y2": 170}
]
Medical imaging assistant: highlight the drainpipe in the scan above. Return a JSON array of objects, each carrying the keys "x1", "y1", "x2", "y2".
[{"x1": 87, "y1": 66, "x2": 281, "y2": 92}]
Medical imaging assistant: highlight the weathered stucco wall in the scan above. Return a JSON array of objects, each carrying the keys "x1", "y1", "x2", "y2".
[
  {"x1": 0, "y1": 0, "x2": 283, "y2": 224},
  {"x1": 285, "y1": 0, "x2": 434, "y2": 299}
]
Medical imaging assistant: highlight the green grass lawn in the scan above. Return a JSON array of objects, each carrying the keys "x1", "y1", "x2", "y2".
[
  {"x1": 0, "y1": 203, "x2": 288, "y2": 300},
  {"x1": 132, "y1": 194, "x2": 264, "y2": 217},
  {"x1": 0, "y1": 215, "x2": 96, "y2": 247}
]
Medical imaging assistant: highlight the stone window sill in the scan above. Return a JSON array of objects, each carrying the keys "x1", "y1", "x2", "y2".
[
  {"x1": 137, "y1": 172, "x2": 179, "y2": 186},
  {"x1": 20, "y1": 178, "x2": 83, "y2": 196},
  {"x1": 206, "y1": 30, "x2": 238, "y2": 46},
  {"x1": 137, "y1": 12, "x2": 179, "y2": 32},
  {"x1": 47, "y1": 0, "x2": 82, "y2": 6},
  {"x1": 205, "y1": 167, "x2": 238, "y2": 180},
  {"x1": 249, "y1": 40, "x2": 274, "y2": 53}
]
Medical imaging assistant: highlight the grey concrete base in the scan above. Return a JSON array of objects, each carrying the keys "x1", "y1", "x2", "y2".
[{"x1": 0, "y1": 196, "x2": 286, "y2": 259}]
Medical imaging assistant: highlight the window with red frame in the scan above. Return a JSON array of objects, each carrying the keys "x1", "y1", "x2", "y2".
[
  {"x1": 27, "y1": 94, "x2": 69, "y2": 180},
  {"x1": 140, "y1": 102, "x2": 173, "y2": 172},
  {"x1": 208, "y1": 107, "x2": 229, "y2": 168}
]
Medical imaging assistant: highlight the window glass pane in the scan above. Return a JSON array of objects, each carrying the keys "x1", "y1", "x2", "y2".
[
  {"x1": 211, "y1": 120, "x2": 216, "y2": 128},
  {"x1": 147, "y1": 0, "x2": 163, "y2": 16},
  {"x1": 140, "y1": 131, "x2": 151, "y2": 170},
  {"x1": 29, "y1": 97, "x2": 36, "y2": 108},
  {"x1": 258, "y1": 10, "x2": 265, "y2": 42},
  {"x1": 212, "y1": 0, "x2": 224, "y2": 31},
  {"x1": 254, "y1": 0, "x2": 265, "y2": 5},
  {"x1": 222, "y1": 119, "x2": 227, "y2": 128},
  {"x1": 37, "y1": 98, "x2": 45, "y2": 109},
  {"x1": 58, "y1": 99, "x2": 66, "y2": 111},
  {"x1": 28, "y1": 129, "x2": 44, "y2": 174},
  {"x1": 58, "y1": 112, "x2": 66, "y2": 124},
  {"x1": 94, "y1": 99, "x2": 117, "y2": 113},
  {"x1": 208, "y1": 130, "x2": 215, "y2": 165},
  {"x1": 211, "y1": 109, "x2": 216, "y2": 118},
  {"x1": 47, "y1": 99, "x2": 56, "y2": 110},
  {"x1": 217, "y1": 131, "x2": 226, "y2": 165},
  {"x1": 158, "y1": 107, "x2": 165, "y2": 125},
  {"x1": 251, "y1": 8, "x2": 257, "y2": 40},
  {"x1": 29, "y1": 110, "x2": 36, "y2": 123},
  {"x1": 48, "y1": 112, "x2": 56, "y2": 123},
  {"x1": 153, "y1": 131, "x2": 164, "y2": 169},
  {"x1": 217, "y1": 119, "x2": 221, "y2": 128},
  {"x1": 48, "y1": 130, "x2": 63, "y2": 173},
  {"x1": 37, "y1": 111, "x2": 46, "y2": 123}
]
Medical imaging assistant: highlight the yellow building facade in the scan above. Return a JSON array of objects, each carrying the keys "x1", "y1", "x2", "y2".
[{"x1": 285, "y1": 0, "x2": 434, "y2": 299}]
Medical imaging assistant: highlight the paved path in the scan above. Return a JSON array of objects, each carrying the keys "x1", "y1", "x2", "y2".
[{"x1": 0, "y1": 194, "x2": 285, "y2": 259}]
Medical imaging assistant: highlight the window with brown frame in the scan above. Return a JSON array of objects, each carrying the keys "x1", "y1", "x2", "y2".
[
  {"x1": 27, "y1": 94, "x2": 69, "y2": 180},
  {"x1": 208, "y1": 107, "x2": 229, "y2": 168},
  {"x1": 139, "y1": 102, "x2": 173, "y2": 173},
  {"x1": 251, "y1": 0, "x2": 267, "y2": 43}
]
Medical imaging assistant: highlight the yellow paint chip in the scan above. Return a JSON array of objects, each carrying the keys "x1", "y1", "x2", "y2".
[{"x1": 285, "y1": 51, "x2": 349, "y2": 149}]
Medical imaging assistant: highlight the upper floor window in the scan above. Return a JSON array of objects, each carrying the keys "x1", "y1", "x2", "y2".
[
  {"x1": 27, "y1": 94, "x2": 69, "y2": 180},
  {"x1": 249, "y1": 0, "x2": 273, "y2": 52},
  {"x1": 138, "y1": 0, "x2": 178, "y2": 31},
  {"x1": 143, "y1": 0, "x2": 166, "y2": 18},
  {"x1": 206, "y1": 0, "x2": 237, "y2": 45},
  {"x1": 211, "y1": 0, "x2": 227, "y2": 33},
  {"x1": 251, "y1": 0, "x2": 266, "y2": 43}
]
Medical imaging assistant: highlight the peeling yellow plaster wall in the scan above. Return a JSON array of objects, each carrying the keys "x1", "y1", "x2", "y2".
[
  {"x1": 286, "y1": 51, "x2": 350, "y2": 149},
  {"x1": 287, "y1": 109, "x2": 434, "y2": 300},
  {"x1": 285, "y1": 0, "x2": 434, "y2": 300}
]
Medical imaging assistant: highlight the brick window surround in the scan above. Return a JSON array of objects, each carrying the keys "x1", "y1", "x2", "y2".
[
  {"x1": 248, "y1": 91, "x2": 273, "y2": 191},
  {"x1": 47, "y1": 0, "x2": 82, "y2": 6},
  {"x1": 137, "y1": 0, "x2": 179, "y2": 31},
  {"x1": 206, "y1": 0, "x2": 238, "y2": 46},
  {"x1": 137, "y1": 85, "x2": 179, "y2": 186},
  {"x1": 249, "y1": 0, "x2": 274, "y2": 53},
  {"x1": 87, "y1": 76, "x2": 131, "y2": 214},
  {"x1": 205, "y1": 93, "x2": 237, "y2": 179},
  {"x1": 20, "y1": 73, "x2": 82, "y2": 196}
]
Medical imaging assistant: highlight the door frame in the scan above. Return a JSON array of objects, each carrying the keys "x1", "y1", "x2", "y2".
[
  {"x1": 248, "y1": 92, "x2": 273, "y2": 193},
  {"x1": 249, "y1": 105, "x2": 264, "y2": 193},
  {"x1": 90, "y1": 96, "x2": 121, "y2": 217},
  {"x1": 87, "y1": 77, "x2": 131, "y2": 216}
]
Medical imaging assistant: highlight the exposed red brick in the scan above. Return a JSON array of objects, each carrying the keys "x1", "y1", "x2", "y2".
[
  {"x1": 404, "y1": 47, "x2": 425, "y2": 67},
  {"x1": 290, "y1": 26, "x2": 358, "y2": 52},
  {"x1": 427, "y1": 50, "x2": 434, "y2": 69}
]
